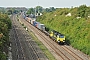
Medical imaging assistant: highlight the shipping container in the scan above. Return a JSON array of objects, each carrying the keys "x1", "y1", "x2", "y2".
[
  {"x1": 22, "y1": 14, "x2": 26, "y2": 19},
  {"x1": 36, "y1": 22, "x2": 40, "y2": 28},
  {"x1": 25, "y1": 17, "x2": 28, "y2": 20},
  {"x1": 31, "y1": 19, "x2": 35, "y2": 25},
  {"x1": 33, "y1": 21, "x2": 37, "y2": 27},
  {"x1": 38, "y1": 24, "x2": 45, "y2": 31},
  {"x1": 26, "y1": 17, "x2": 31, "y2": 23}
]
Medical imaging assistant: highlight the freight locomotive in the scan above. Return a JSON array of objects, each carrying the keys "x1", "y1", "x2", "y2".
[{"x1": 22, "y1": 14, "x2": 65, "y2": 44}]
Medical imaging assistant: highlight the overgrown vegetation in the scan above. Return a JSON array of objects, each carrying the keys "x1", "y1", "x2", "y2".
[
  {"x1": 37, "y1": 5, "x2": 90, "y2": 56},
  {"x1": 0, "y1": 13, "x2": 12, "y2": 60}
]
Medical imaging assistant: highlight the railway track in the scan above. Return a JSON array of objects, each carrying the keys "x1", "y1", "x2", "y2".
[
  {"x1": 10, "y1": 14, "x2": 47, "y2": 60},
  {"x1": 11, "y1": 15, "x2": 26, "y2": 60},
  {"x1": 25, "y1": 21, "x2": 82, "y2": 60},
  {"x1": 17, "y1": 27, "x2": 40, "y2": 60},
  {"x1": 39, "y1": 32, "x2": 84, "y2": 60},
  {"x1": 61, "y1": 45, "x2": 83, "y2": 60},
  {"x1": 25, "y1": 22, "x2": 69, "y2": 60},
  {"x1": 36, "y1": 30, "x2": 70, "y2": 60},
  {"x1": 19, "y1": 14, "x2": 89, "y2": 60}
]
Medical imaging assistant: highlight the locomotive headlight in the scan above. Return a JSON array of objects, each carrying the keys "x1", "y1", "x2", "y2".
[
  {"x1": 58, "y1": 41, "x2": 60, "y2": 42},
  {"x1": 63, "y1": 40, "x2": 65, "y2": 42}
]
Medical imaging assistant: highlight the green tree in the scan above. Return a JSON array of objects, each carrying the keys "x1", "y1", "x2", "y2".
[
  {"x1": 0, "y1": 13, "x2": 12, "y2": 60},
  {"x1": 0, "y1": 14, "x2": 11, "y2": 29},
  {"x1": 27, "y1": 8, "x2": 35, "y2": 14},
  {"x1": 77, "y1": 5, "x2": 88, "y2": 18},
  {"x1": 35, "y1": 6, "x2": 43, "y2": 13},
  {"x1": 49, "y1": 7, "x2": 55, "y2": 12},
  {"x1": 7, "y1": 9, "x2": 13, "y2": 15}
]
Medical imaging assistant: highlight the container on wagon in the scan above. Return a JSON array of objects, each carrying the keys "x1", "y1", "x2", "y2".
[
  {"x1": 22, "y1": 14, "x2": 26, "y2": 19},
  {"x1": 33, "y1": 21, "x2": 37, "y2": 27},
  {"x1": 38, "y1": 24, "x2": 45, "y2": 31},
  {"x1": 31, "y1": 19, "x2": 35, "y2": 25},
  {"x1": 23, "y1": 16, "x2": 26, "y2": 19},
  {"x1": 25, "y1": 17, "x2": 28, "y2": 20},
  {"x1": 27, "y1": 17, "x2": 31, "y2": 23},
  {"x1": 36, "y1": 22, "x2": 40, "y2": 28}
]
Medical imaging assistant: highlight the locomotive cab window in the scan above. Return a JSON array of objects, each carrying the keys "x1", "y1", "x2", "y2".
[{"x1": 60, "y1": 35, "x2": 64, "y2": 38}]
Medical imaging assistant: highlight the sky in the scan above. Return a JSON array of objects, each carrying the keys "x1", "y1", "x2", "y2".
[{"x1": 0, "y1": 0, "x2": 90, "y2": 8}]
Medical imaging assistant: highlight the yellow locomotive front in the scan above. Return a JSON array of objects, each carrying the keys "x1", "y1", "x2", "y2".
[
  {"x1": 56, "y1": 34, "x2": 65, "y2": 44},
  {"x1": 49, "y1": 30, "x2": 65, "y2": 44}
]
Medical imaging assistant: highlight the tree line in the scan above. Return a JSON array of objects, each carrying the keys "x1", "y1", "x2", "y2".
[
  {"x1": 26, "y1": 6, "x2": 56, "y2": 15},
  {"x1": 0, "y1": 13, "x2": 12, "y2": 60}
]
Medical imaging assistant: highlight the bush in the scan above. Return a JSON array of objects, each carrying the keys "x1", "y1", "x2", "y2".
[{"x1": 0, "y1": 13, "x2": 12, "y2": 60}]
